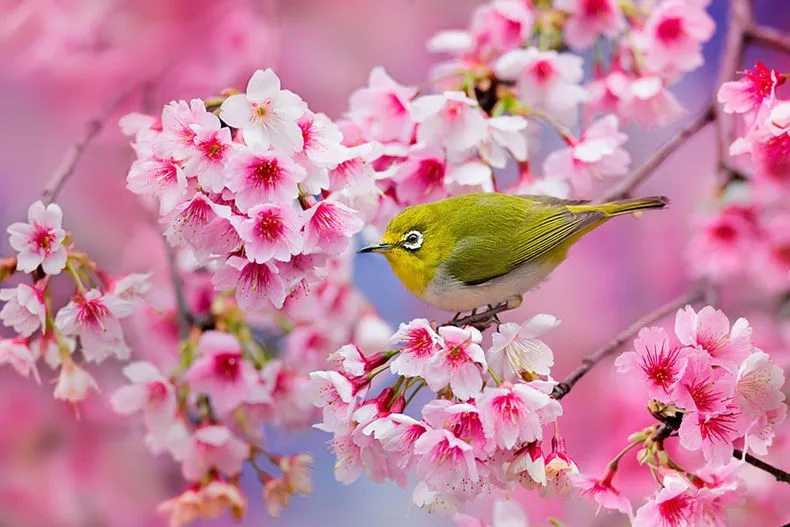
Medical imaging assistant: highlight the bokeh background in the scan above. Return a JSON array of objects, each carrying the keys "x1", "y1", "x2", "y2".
[{"x1": 1, "y1": 1, "x2": 790, "y2": 526}]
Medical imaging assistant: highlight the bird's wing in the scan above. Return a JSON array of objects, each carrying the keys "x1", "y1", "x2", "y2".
[{"x1": 444, "y1": 203, "x2": 605, "y2": 286}]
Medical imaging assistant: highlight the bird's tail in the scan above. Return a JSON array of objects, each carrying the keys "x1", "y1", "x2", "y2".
[{"x1": 594, "y1": 196, "x2": 669, "y2": 217}]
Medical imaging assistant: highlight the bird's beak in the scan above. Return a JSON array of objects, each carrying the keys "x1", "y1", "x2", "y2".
[{"x1": 358, "y1": 242, "x2": 394, "y2": 254}]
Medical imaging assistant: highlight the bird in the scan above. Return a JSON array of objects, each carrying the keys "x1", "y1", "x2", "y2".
[{"x1": 359, "y1": 192, "x2": 667, "y2": 317}]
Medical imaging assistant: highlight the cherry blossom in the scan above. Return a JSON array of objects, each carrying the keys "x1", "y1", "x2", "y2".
[
  {"x1": 478, "y1": 381, "x2": 562, "y2": 448},
  {"x1": 184, "y1": 331, "x2": 260, "y2": 414},
  {"x1": 225, "y1": 147, "x2": 306, "y2": 212},
  {"x1": 425, "y1": 325, "x2": 487, "y2": 400},
  {"x1": 55, "y1": 289, "x2": 133, "y2": 363},
  {"x1": 571, "y1": 468, "x2": 633, "y2": 516},
  {"x1": 718, "y1": 62, "x2": 783, "y2": 116},
  {"x1": 235, "y1": 204, "x2": 303, "y2": 263},
  {"x1": 158, "y1": 99, "x2": 217, "y2": 158},
  {"x1": 0, "y1": 337, "x2": 40, "y2": 382},
  {"x1": 454, "y1": 499, "x2": 529, "y2": 527},
  {"x1": 735, "y1": 351, "x2": 786, "y2": 417},
  {"x1": 487, "y1": 314, "x2": 557, "y2": 381},
  {"x1": 53, "y1": 360, "x2": 98, "y2": 402},
  {"x1": 675, "y1": 306, "x2": 753, "y2": 369},
  {"x1": 212, "y1": 256, "x2": 287, "y2": 310},
  {"x1": 0, "y1": 282, "x2": 46, "y2": 337},
  {"x1": 678, "y1": 404, "x2": 747, "y2": 466},
  {"x1": 555, "y1": 0, "x2": 625, "y2": 50},
  {"x1": 163, "y1": 193, "x2": 241, "y2": 258},
  {"x1": 127, "y1": 154, "x2": 188, "y2": 214},
  {"x1": 478, "y1": 116, "x2": 529, "y2": 168},
  {"x1": 183, "y1": 118, "x2": 233, "y2": 193},
  {"x1": 182, "y1": 425, "x2": 250, "y2": 481},
  {"x1": 615, "y1": 327, "x2": 690, "y2": 403},
  {"x1": 632, "y1": 473, "x2": 696, "y2": 527},
  {"x1": 348, "y1": 67, "x2": 416, "y2": 143},
  {"x1": 414, "y1": 429, "x2": 479, "y2": 491},
  {"x1": 220, "y1": 68, "x2": 307, "y2": 152},
  {"x1": 7, "y1": 201, "x2": 68, "y2": 275},
  {"x1": 411, "y1": 92, "x2": 488, "y2": 154},
  {"x1": 301, "y1": 200, "x2": 363, "y2": 256},
  {"x1": 389, "y1": 318, "x2": 443, "y2": 378},
  {"x1": 687, "y1": 203, "x2": 759, "y2": 282},
  {"x1": 111, "y1": 361, "x2": 177, "y2": 447}
]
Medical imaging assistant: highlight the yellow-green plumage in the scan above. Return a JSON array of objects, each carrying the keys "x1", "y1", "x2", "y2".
[{"x1": 363, "y1": 192, "x2": 668, "y2": 312}]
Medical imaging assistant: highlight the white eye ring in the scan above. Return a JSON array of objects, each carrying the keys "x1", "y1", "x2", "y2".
[{"x1": 403, "y1": 230, "x2": 423, "y2": 250}]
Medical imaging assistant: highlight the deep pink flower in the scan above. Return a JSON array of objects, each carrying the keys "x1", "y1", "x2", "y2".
[
  {"x1": 301, "y1": 200, "x2": 363, "y2": 256},
  {"x1": 637, "y1": 0, "x2": 715, "y2": 79},
  {"x1": 127, "y1": 155, "x2": 188, "y2": 214},
  {"x1": 158, "y1": 99, "x2": 216, "y2": 158},
  {"x1": 225, "y1": 147, "x2": 306, "y2": 212},
  {"x1": 687, "y1": 203, "x2": 759, "y2": 282},
  {"x1": 674, "y1": 353, "x2": 734, "y2": 415},
  {"x1": 718, "y1": 62, "x2": 783, "y2": 115},
  {"x1": 555, "y1": 0, "x2": 625, "y2": 50},
  {"x1": 183, "y1": 120, "x2": 233, "y2": 193},
  {"x1": 212, "y1": 256, "x2": 287, "y2": 310},
  {"x1": 55, "y1": 289, "x2": 133, "y2": 363},
  {"x1": 181, "y1": 425, "x2": 250, "y2": 482},
  {"x1": 541, "y1": 435, "x2": 579, "y2": 497},
  {"x1": 414, "y1": 429, "x2": 479, "y2": 491},
  {"x1": 751, "y1": 213, "x2": 790, "y2": 291},
  {"x1": 543, "y1": 114, "x2": 629, "y2": 193},
  {"x1": 411, "y1": 91, "x2": 488, "y2": 154},
  {"x1": 7, "y1": 201, "x2": 68, "y2": 275},
  {"x1": 163, "y1": 193, "x2": 241, "y2": 258},
  {"x1": 0, "y1": 337, "x2": 40, "y2": 382},
  {"x1": 184, "y1": 331, "x2": 259, "y2": 414},
  {"x1": 468, "y1": 0, "x2": 534, "y2": 56},
  {"x1": 571, "y1": 467, "x2": 633, "y2": 516},
  {"x1": 111, "y1": 361, "x2": 177, "y2": 449},
  {"x1": 495, "y1": 47, "x2": 587, "y2": 125},
  {"x1": 615, "y1": 327, "x2": 690, "y2": 403},
  {"x1": 0, "y1": 283, "x2": 46, "y2": 337},
  {"x1": 348, "y1": 67, "x2": 416, "y2": 143},
  {"x1": 425, "y1": 325, "x2": 486, "y2": 400},
  {"x1": 295, "y1": 111, "x2": 345, "y2": 194},
  {"x1": 422, "y1": 399, "x2": 492, "y2": 454},
  {"x1": 478, "y1": 381, "x2": 562, "y2": 448},
  {"x1": 632, "y1": 473, "x2": 696, "y2": 527},
  {"x1": 389, "y1": 318, "x2": 443, "y2": 378},
  {"x1": 393, "y1": 148, "x2": 450, "y2": 205},
  {"x1": 364, "y1": 413, "x2": 428, "y2": 471},
  {"x1": 507, "y1": 441, "x2": 546, "y2": 488},
  {"x1": 675, "y1": 306, "x2": 753, "y2": 369},
  {"x1": 220, "y1": 68, "x2": 307, "y2": 153},
  {"x1": 236, "y1": 204, "x2": 303, "y2": 263},
  {"x1": 487, "y1": 314, "x2": 558, "y2": 380},
  {"x1": 679, "y1": 405, "x2": 747, "y2": 466},
  {"x1": 308, "y1": 370, "x2": 357, "y2": 433}
]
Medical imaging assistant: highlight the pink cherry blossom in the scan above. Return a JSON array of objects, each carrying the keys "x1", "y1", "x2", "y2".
[
  {"x1": 235, "y1": 204, "x2": 303, "y2": 263},
  {"x1": 163, "y1": 193, "x2": 241, "y2": 258},
  {"x1": 678, "y1": 404, "x2": 747, "y2": 466},
  {"x1": 414, "y1": 429, "x2": 479, "y2": 491},
  {"x1": 225, "y1": 146, "x2": 306, "y2": 212},
  {"x1": 571, "y1": 468, "x2": 633, "y2": 516},
  {"x1": 109, "y1": 272, "x2": 152, "y2": 304},
  {"x1": 7, "y1": 201, "x2": 68, "y2": 275},
  {"x1": 507, "y1": 441, "x2": 547, "y2": 488},
  {"x1": 674, "y1": 353, "x2": 734, "y2": 415},
  {"x1": 425, "y1": 325, "x2": 486, "y2": 400},
  {"x1": 478, "y1": 116, "x2": 528, "y2": 169},
  {"x1": 348, "y1": 67, "x2": 416, "y2": 143},
  {"x1": 364, "y1": 413, "x2": 428, "y2": 470},
  {"x1": 127, "y1": 154, "x2": 188, "y2": 214},
  {"x1": 158, "y1": 99, "x2": 216, "y2": 158},
  {"x1": 495, "y1": 47, "x2": 587, "y2": 125},
  {"x1": 687, "y1": 203, "x2": 759, "y2": 282},
  {"x1": 618, "y1": 75, "x2": 685, "y2": 128},
  {"x1": 478, "y1": 381, "x2": 562, "y2": 449},
  {"x1": 110, "y1": 361, "x2": 177, "y2": 448},
  {"x1": 220, "y1": 68, "x2": 307, "y2": 152},
  {"x1": 718, "y1": 62, "x2": 783, "y2": 115},
  {"x1": 735, "y1": 351, "x2": 785, "y2": 417},
  {"x1": 212, "y1": 255, "x2": 287, "y2": 311},
  {"x1": 181, "y1": 425, "x2": 250, "y2": 482},
  {"x1": 184, "y1": 331, "x2": 259, "y2": 414},
  {"x1": 744, "y1": 405, "x2": 787, "y2": 455},
  {"x1": 487, "y1": 314, "x2": 557, "y2": 381},
  {"x1": 675, "y1": 306, "x2": 753, "y2": 369},
  {"x1": 411, "y1": 92, "x2": 488, "y2": 154},
  {"x1": 392, "y1": 148, "x2": 450, "y2": 204},
  {"x1": 301, "y1": 200, "x2": 363, "y2": 256},
  {"x1": 555, "y1": 0, "x2": 625, "y2": 50},
  {"x1": 636, "y1": 0, "x2": 715, "y2": 79},
  {"x1": 327, "y1": 428, "x2": 363, "y2": 484},
  {"x1": 615, "y1": 327, "x2": 690, "y2": 403},
  {"x1": 296, "y1": 111, "x2": 345, "y2": 193},
  {"x1": 54, "y1": 289, "x2": 133, "y2": 363},
  {"x1": 389, "y1": 318, "x2": 443, "y2": 378},
  {"x1": 308, "y1": 370, "x2": 357, "y2": 432},
  {"x1": 751, "y1": 213, "x2": 790, "y2": 291},
  {"x1": 422, "y1": 399, "x2": 492, "y2": 454},
  {"x1": 0, "y1": 337, "x2": 40, "y2": 382},
  {"x1": 182, "y1": 118, "x2": 233, "y2": 193},
  {"x1": 53, "y1": 360, "x2": 98, "y2": 402},
  {"x1": 694, "y1": 466, "x2": 744, "y2": 526},
  {"x1": 541, "y1": 436, "x2": 579, "y2": 497},
  {"x1": 543, "y1": 114, "x2": 630, "y2": 194},
  {"x1": 467, "y1": 0, "x2": 534, "y2": 57},
  {"x1": 632, "y1": 473, "x2": 696, "y2": 527},
  {"x1": 0, "y1": 282, "x2": 46, "y2": 337}
]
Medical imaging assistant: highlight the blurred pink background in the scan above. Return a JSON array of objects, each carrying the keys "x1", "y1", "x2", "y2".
[{"x1": 1, "y1": 1, "x2": 789, "y2": 526}]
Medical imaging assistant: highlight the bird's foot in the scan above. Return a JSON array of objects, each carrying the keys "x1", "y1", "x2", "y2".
[{"x1": 443, "y1": 295, "x2": 523, "y2": 330}]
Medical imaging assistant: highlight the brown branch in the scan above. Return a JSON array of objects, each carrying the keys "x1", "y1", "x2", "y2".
[
  {"x1": 40, "y1": 83, "x2": 146, "y2": 205},
  {"x1": 602, "y1": 106, "x2": 715, "y2": 201},
  {"x1": 552, "y1": 287, "x2": 705, "y2": 399},
  {"x1": 164, "y1": 241, "x2": 190, "y2": 341},
  {"x1": 746, "y1": 24, "x2": 790, "y2": 54},
  {"x1": 733, "y1": 448, "x2": 790, "y2": 484}
]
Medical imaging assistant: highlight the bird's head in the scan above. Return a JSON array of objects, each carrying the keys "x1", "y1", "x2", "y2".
[{"x1": 358, "y1": 203, "x2": 453, "y2": 296}]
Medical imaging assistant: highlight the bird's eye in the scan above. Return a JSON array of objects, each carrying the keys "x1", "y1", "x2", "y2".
[{"x1": 402, "y1": 230, "x2": 423, "y2": 250}]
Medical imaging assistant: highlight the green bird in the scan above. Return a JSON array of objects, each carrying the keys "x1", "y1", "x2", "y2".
[{"x1": 359, "y1": 192, "x2": 668, "y2": 313}]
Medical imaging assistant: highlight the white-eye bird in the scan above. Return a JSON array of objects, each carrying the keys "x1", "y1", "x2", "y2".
[{"x1": 359, "y1": 192, "x2": 668, "y2": 313}]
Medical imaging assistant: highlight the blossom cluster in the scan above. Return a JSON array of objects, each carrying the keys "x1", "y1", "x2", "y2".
[
  {"x1": 564, "y1": 305, "x2": 786, "y2": 524},
  {"x1": 1, "y1": 200, "x2": 148, "y2": 402},
  {"x1": 690, "y1": 61, "x2": 790, "y2": 292},
  {"x1": 311, "y1": 315, "x2": 578, "y2": 514}
]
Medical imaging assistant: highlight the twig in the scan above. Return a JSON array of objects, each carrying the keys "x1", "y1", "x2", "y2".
[
  {"x1": 733, "y1": 448, "x2": 790, "y2": 484},
  {"x1": 40, "y1": 83, "x2": 146, "y2": 205},
  {"x1": 164, "y1": 241, "x2": 190, "y2": 341},
  {"x1": 551, "y1": 287, "x2": 705, "y2": 399},
  {"x1": 746, "y1": 24, "x2": 790, "y2": 54},
  {"x1": 602, "y1": 106, "x2": 715, "y2": 201}
]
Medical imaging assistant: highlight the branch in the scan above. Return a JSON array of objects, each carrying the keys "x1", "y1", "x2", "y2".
[
  {"x1": 551, "y1": 287, "x2": 705, "y2": 399},
  {"x1": 164, "y1": 241, "x2": 190, "y2": 341},
  {"x1": 733, "y1": 448, "x2": 790, "y2": 484},
  {"x1": 602, "y1": 106, "x2": 715, "y2": 201},
  {"x1": 40, "y1": 83, "x2": 145, "y2": 205},
  {"x1": 746, "y1": 24, "x2": 790, "y2": 54}
]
